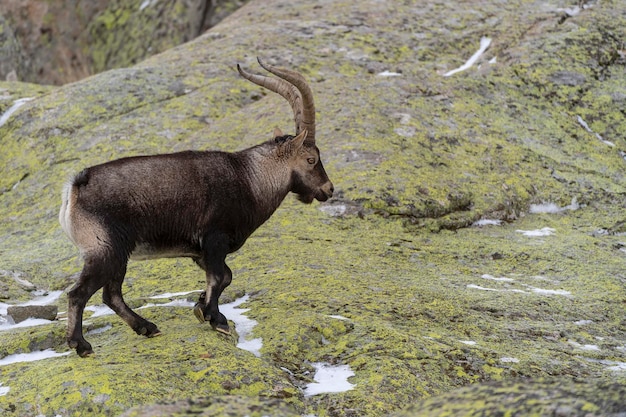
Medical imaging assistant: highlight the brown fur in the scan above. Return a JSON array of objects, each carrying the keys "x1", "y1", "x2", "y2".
[{"x1": 60, "y1": 63, "x2": 333, "y2": 357}]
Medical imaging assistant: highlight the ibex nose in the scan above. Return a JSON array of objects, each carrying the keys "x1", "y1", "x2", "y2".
[{"x1": 325, "y1": 182, "x2": 334, "y2": 199}]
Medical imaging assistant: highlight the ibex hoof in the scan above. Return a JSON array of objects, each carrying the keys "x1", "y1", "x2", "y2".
[
  {"x1": 78, "y1": 349, "x2": 94, "y2": 358},
  {"x1": 137, "y1": 323, "x2": 161, "y2": 337},
  {"x1": 193, "y1": 303, "x2": 206, "y2": 323},
  {"x1": 69, "y1": 338, "x2": 94, "y2": 357},
  {"x1": 213, "y1": 323, "x2": 230, "y2": 335}
]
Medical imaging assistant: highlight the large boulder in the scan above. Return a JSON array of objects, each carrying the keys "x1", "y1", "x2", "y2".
[
  {"x1": 0, "y1": 0, "x2": 625, "y2": 416},
  {"x1": 7, "y1": 305, "x2": 58, "y2": 323}
]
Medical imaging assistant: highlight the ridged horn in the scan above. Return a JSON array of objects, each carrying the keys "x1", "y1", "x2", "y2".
[{"x1": 237, "y1": 57, "x2": 316, "y2": 145}]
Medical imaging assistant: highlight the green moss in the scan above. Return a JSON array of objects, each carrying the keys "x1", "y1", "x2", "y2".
[{"x1": 2, "y1": 0, "x2": 626, "y2": 415}]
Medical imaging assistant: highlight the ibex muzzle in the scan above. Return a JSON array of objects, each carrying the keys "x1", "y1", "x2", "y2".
[{"x1": 59, "y1": 58, "x2": 333, "y2": 357}]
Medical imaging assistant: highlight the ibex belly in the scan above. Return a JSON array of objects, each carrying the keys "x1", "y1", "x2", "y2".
[{"x1": 131, "y1": 242, "x2": 201, "y2": 260}]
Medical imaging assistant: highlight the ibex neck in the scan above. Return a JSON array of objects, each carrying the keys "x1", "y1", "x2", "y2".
[{"x1": 238, "y1": 144, "x2": 292, "y2": 218}]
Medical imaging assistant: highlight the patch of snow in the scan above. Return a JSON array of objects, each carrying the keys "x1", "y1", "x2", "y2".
[
  {"x1": 460, "y1": 340, "x2": 477, "y2": 346},
  {"x1": 86, "y1": 324, "x2": 112, "y2": 336},
  {"x1": 220, "y1": 295, "x2": 262, "y2": 357},
  {"x1": 304, "y1": 362, "x2": 356, "y2": 396},
  {"x1": 0, "y1": 318, "x2": 54, "y2": 332},
  {"x1": 0, "y1": 291, "x2": 63, "y2": 332},
  {"x1": 559, "y1": 6, "x2": 581, "y2": 16},
  {"x1": 85, "y1": 305, "x2": 115, "y2": 318},
  {"x1": 489, "y1": 56, "x2": 497, "y2": 64},
  {"x1": 443, "y1": 37, "x2": 492, "y2": 77},
  {"x1": 481, "y1": 274, "x2": 514, "y2": 282},
  {"x1": 515, "y1": 227, "x2": 555, "y2": 237},
  {"x1": 574, "y1": 320, "x2": 593, "y2": 326},
  {"x1": 377, "y1": 70, "x2": 402, "y2": 77},
  {"x1": 604, "y1": 361, "x2": 626, "y2": 372},
  {"x1": 528, "y1": 287, "x2": 571, "y2": 296},
  {"x1": 472, "y1": 219, "x2": 502, "y2": 226},
  {"x1": 0, "y1": 383, "x2": 9, "y2": 396},
  {"x1": 0, "y1": 349, "x2": 71, "y2": 367},
  {"x1": 319, "y1": 204, "x2": 347, "y2": 217},
  {"x1": 588, "y1": 359, "x2": 626, "y2": 372},
  {"x1": 149, "y1": 290, "x2": 201, "y2": 299},
  {"x1": 138, "y1": 299, "x2": 195, "y2": 310},
  {"x1": 577, "y1": 115, "x2": 615, "y2": 147},
  {"x1": 569, "y1": 340, "x2": 600, "y2": 351},
  {"x1": 529, "y1": 202, "x2": 560, "y2": 214},
  {"x1": 394, "y1": 126, "x2": 416, "y2": 137},
  {"x1": 88, "y1": 298, "x2": 195, "y2": 317},
  {"x1": 500, "y1": 357, "x2": 520, "y2": 363},
  {"x1": 0, "y1": 97, "x2": 34, "y2": 128},
  {"x1": 139, "y1": 0, "x2": 156, "y2": 11},
  {"x1": 529, "y1": 198, "x2": 579, "y2": 214},
  {"x1": 468, "y1": 280, "x2": 570, "y2": 297},
  {"x1": 27, "y1": 290, "x2": 63, "y2": 306},
  {"x1": 328, "y1": 315, "x2": 350, "y2": 321},
  {"x1": 466, "y1": 284, "x2": 500, "y2": 292}
]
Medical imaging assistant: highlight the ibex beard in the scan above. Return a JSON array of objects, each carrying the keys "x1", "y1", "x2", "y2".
[{"x1": 59, "y1": 58, "x2": 333, "y2": 357}]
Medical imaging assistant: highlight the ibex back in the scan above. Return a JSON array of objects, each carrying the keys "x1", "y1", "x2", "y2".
[{"x1": 59, "y1": 59, "x2": 333, "y2": 357}]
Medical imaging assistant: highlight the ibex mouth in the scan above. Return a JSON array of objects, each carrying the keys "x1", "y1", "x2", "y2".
[
  {"x1": 315, "y1": 188, "x2": 333, "y2": 202},
  {"x1": 319, "y1": 182, "x2": 334, "y2": 201},
  {"x1": 297, "y1": 194, "x2": 316, "y2": 204}
]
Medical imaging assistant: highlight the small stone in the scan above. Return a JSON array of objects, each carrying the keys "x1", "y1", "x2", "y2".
[
  {"x1": 7, "y1": 305, "x2": 58, "y2": 323},
  {"x1": 549, "y1": 70, "x2": 586, "y2": 86}
]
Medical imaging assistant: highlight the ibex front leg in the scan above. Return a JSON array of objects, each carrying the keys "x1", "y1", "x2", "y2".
[{"x1": 193, "y1": 238, "x2": 231, "y2": 334}]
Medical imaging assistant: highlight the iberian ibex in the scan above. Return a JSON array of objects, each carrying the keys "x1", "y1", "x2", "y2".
[{"x1": 59, "y1": 58, "x2": 333, "y2": 356}]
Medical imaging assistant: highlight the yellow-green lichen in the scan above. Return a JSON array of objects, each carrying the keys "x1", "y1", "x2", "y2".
[{"x1": 2, "y1": 0, "x2": 626, "y2": 416}]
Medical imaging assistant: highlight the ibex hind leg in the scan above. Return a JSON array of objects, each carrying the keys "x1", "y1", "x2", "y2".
[
  {"x1": 67, "y1": 255, "x2": 114, "y2": 357},
  {"x1": 103, "y1": 278, "x2": 161, "y2": 338}
]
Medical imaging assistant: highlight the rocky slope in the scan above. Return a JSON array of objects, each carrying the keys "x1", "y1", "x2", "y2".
[{"x1": 0, "y1": 0, "x2": 625, "y2": 416}]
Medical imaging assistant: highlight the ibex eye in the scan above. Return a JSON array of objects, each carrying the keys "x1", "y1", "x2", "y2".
[{"x1": 307, "y1": 158, "x2": 316, "y2": 165}]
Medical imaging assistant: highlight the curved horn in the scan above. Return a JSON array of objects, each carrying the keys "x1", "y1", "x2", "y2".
[{"x1": 237, "y1": 58, "x2": 316, "y2": 145}]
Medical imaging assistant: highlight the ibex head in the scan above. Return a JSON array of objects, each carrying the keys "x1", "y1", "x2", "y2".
[{"x1": 238, "y1": 58, "x2": 333, "y2": 204}]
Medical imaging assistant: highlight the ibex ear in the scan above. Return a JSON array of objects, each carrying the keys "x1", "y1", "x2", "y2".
[
  {"x1": 277, "y1": 129, "x2": 307, "y2": 157},
  {"x1": 273, "y1": 127, "x2": 284, "y2": 138},
  {"x1": 290, "y1": 129, "x2": 307, "y2": 151}
]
